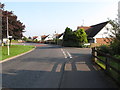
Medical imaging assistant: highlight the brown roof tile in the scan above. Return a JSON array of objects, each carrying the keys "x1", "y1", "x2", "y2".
[{"x1": 77, "y1": 26, "x2": 91, "y2": 31}]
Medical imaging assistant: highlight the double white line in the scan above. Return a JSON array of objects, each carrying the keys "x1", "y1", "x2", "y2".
[{"x1": 61, "y1": 48, "x2": 72, "y2": 59}]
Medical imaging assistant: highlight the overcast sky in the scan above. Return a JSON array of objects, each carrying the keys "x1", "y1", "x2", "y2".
[{"x1": 2, "y1": 0, "x2": 120, "y2": 37}]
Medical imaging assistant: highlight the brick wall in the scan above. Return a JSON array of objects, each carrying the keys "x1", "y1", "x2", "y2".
[{"x1": 96, "y1": 38, "x2": 112, "y2": 44}]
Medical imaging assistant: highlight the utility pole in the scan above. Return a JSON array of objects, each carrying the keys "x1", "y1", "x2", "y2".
[
  {"x1": 7, "y1": 16, "x2": 10, "y2": 55},
  {"x1": 55, "y1": 31, "x2": 57, "y2": 45},
  {"x1": 6, "y1": 12, "x2": 14, "y2": 55}
]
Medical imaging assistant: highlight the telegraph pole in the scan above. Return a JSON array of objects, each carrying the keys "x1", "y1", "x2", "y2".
[{"x1": 7, "y1": 16, "x2": 10, "y2": 55}]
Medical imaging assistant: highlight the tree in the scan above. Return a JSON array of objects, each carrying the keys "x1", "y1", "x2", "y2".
[
  {"x1": 1, "y1": 3, "x2": 25, "y2": 41},
  {"x1": 108, "y1": 19, "x2": 120, "y2": 55},
  {"x1": 74, "y1": 28, "x2": 88, "y2": 43},
  {"x1": 0, "y1": 3, "x2": 4, "y2": 45},
  {"x1": 28, "y1": 36, "x2": 32, "y2": 39},
  {"x1": 22, "y1": 36, "x2": 28, "y2": 41},
  {"x1": 63, "y1": 27, "x2": 73, "y2": 41},
  {"x1": 2, "y1": 10, "x2": 25, "y2": 40},
  {"x1": 0, "y1": 3, "x2": 5, "y2": 9},
  {"x1": 63, "y1": 27, "x2": 88, "y2": 47},
  {"x1": 63, "y1": 27, "x2": 74, "y2": 46}
]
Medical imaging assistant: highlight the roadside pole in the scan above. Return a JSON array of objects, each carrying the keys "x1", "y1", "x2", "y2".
[{"x1": 7, "y1": 16, "x2": 10, "y2": 55}]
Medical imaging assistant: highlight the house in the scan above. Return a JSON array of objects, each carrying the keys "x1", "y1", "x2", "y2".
[
  {"x1": 77, "y1": 21, "x2": 113, "y2": 44},
  {"x1": 58, "y1": 21, "x2": 113, "y2": 45},
  {"x1": 41, "y1": 35, "x2": 49, "y2": 41},
  {"x1": 56, "y1": 33, "x2": 63, "y2": 39},
  {"x1": 33, "y1": 36, "x2": 41, "y2": 41}
]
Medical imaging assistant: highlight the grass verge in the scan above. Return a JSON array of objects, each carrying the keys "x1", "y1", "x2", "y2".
[
  {"x1": 1, "y1": 45, "x2": 35, "y2": 60},
  {"x1": 95, "y1": 56, "x2": 120, "y2": 84},
  {"x1": 11, "y1": 40, "x2": 19, "y2": 43}
]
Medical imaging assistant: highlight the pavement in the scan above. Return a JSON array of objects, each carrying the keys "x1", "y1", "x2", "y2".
[{"x1": 2, "y1": 44, "x2": 118, "y2": 88}]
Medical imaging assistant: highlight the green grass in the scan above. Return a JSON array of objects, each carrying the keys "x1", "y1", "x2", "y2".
[
  {"x1": 95, "y1": 56, "x2": 120, "y2": 83},
  {"x1": 11, "y1": 40, "x2": 19, "y2": 43},
  {"x1": 95, "y1": 60, "x2": 106, "y2": 69},
  {"x1": 97, "y1": 56, "x2": 120, "y2": 70},
  {"x1": 1, "y1": 45, "x2": 35, "y2": 60},
  {"x1": 114, "y1": 55, "x2": 120, "y2": 59}
]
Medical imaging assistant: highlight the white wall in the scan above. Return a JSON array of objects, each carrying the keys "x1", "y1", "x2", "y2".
[
  {"x1": 45, "y1": 35, "x2": 53, "y2": 41},
  {"x1": 94, "y1": 23, "x2": 114, "y2": 39},
  {"x1": 36, "y1": 36, "x2": 41, "y2": 41},
  {"x1": 59, "y1": 35, "x2": 63, "y2": 39}
]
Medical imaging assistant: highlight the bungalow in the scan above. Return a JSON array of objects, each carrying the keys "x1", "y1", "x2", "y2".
[
  {"x1": 56, "y1": 33, "x2": 63, "y2": 39},
  {"x1": 77, "y1": 21, "x2": 113, "y2": 44},
  {"x1": 41, "y1": 35, "x2": 49, "y2": 41},
  {"x1": 33, "y1": 36, "x2": 41, "y2": 41}
]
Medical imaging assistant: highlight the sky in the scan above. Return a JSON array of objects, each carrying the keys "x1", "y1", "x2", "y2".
[{"x1": 1, "y1": 0, "x2": 120, "y2": 37}]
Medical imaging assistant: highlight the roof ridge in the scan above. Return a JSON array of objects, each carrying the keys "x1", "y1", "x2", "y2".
[{"x1": 90, "y1": 21, "x2": 109, "y2": 27}]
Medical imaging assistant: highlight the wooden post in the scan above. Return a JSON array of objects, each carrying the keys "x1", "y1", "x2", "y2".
[
  {"x1": 92, "y1": 48, "x2": 95, "y2": 62},
  {"x1": 105, "y1": 57, "x2": 109, "y2": 74},
  {"x1": 94, "y1": 47, "x2": 97, "y2": 62},
  {"x1": 92, "y1": 47, "x2": 97, "y2": 62}
]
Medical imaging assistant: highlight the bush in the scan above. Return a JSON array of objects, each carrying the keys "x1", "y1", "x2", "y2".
[
  {"x1": 63, "y1": 27, "x2": 88, "y2": 47},
  {"x1": 97, "y1": 45, "x2": 110, "y2": 54},
  {"x1": 110, "y1": 41, "x2": 120, "y2": 55},
  {"x1": 63, "y1": 41, "x2": 84, "y2": 47}
]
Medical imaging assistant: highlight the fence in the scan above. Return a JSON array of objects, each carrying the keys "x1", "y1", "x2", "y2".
[{"x1": 92, "y1": 47, "x2": 120, "y2": 85}]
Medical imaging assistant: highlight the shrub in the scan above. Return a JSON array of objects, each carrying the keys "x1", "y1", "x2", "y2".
[
  {"x1": 110, "y1": 41, "x2": 120, "y2": 55},
  {"x1": 63, "y1": 27, "x2": 88, "y2": 47},
  {"x1": 97, "y1": 45, "x2": 110, "y2": 54}
]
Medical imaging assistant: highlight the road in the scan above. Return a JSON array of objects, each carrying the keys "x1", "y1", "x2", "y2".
[{"x1": 2, "y1": 44, "x2": 118, "y2": 88}]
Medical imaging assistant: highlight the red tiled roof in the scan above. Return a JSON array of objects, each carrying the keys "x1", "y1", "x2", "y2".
[
  {"x1": 41, "y1": 35, "x2": 49, "y2": 39},
  {"x1": 77, "y1": 26, "x2": 91, "y2": 31},
  {"x1": 55, "y1": 33, "x2": 63, "y2": 38},
  {"x1": 33, "y1": 36, "x2": 38, "y2": 39}
]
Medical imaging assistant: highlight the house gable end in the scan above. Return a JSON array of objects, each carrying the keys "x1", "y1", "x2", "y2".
[
  {"x1": 85, "y1": 21, "x2": 109, "y2": 37},
  {"x1": 93, "y1": 23, "x2": 113, "y2": 38}
]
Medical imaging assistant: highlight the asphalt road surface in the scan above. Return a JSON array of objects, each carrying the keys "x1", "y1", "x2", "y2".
[{"x1": 2, "y1": 44, "x2": 118, "y2": 88}]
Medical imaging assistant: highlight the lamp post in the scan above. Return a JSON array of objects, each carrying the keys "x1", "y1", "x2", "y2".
[
  {"x1": 55, "y1": 31, "x2": 58, "y2": 45},
  {"x1": 6, "y1": 13, "x2": 14, "y2": 55}
]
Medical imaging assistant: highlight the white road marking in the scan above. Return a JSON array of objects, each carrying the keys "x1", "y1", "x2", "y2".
[
  {"x1": 61, "y1": 48, "x2": 72, "y2": 59},
  {"x1": 56, "y1": 64, "x2": 62, "y2": 72},
  {"x1": 76, "y1": 63, "x2": 91, "y2": 71},
  {"x1": 61, "y1": 48, "x2": 67, "y2": 58},
  {"x1": 66, "y1": 51, "x2": 72, "y2": 58},
  {"x1": 65, "y1": 63, "x2": 72, "y2": 71}
]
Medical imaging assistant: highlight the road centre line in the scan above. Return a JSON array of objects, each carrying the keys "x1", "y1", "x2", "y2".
[
  {"x1": 61, "y1": 48, "x2": 67, "y2": 58},
  {"x1": 66, "y1": 51, "x2": 72, "y2": 58},
  {"x1": 61, "y1": 48, "x2": 72, "y2": 59}
]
